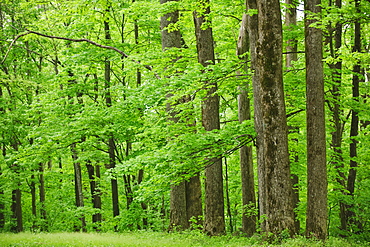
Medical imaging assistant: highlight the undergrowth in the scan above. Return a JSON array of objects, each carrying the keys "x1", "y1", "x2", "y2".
[{"x1": 0, "y1": 231, "x2": 367, "y2": 246}]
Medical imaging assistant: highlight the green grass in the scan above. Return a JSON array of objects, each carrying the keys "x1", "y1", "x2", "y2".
[{"x1": 0, "y1": 232, "x2": 366, "y2": 247}]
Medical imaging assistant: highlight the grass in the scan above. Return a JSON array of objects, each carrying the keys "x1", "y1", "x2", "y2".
[{"x1": 0, "y1": 231, "x2": 367, "y2": 247}]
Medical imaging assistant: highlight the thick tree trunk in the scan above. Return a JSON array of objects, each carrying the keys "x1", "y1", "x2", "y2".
[
  {"x1": 161, "y1": 0, "x2": 187, "y2": 231},
  {"x1": 254, "y1": 0, "x2": 295, "y2": 236},
  {"x1": 185, "y1": 174, "x2": 203, "y2": 227},
  {"x1": 305, "y1": 0, "x2": 328, "y2": 240},
  {"x1": 237, "y1": 13, "x2": 256, "y2": 237},
  {"x1": 169, "y1": 181, "x2": 188, "y2": 230},
  {"x1": 162, "y1": 0, "x2": 202, "y2": 231},
  {"x1": 194, "y1": 0, "x2": 225, "y2": 236}
]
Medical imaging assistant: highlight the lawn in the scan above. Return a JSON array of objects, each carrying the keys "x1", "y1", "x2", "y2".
[{"x1": 0, "y1": 232, "x2": 366, "y2": 246}]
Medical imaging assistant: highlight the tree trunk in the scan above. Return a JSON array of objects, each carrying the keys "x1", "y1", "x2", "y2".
[
  {"x1": 71, "y1": 143, "x2": 86, "y2": 232},
  {"x1": 327, "y1": 0, "x2": 346, "y2": 232},
  {"x1": 346, "y1": 0, "x2": 362, "y2": 232},
  {"x1": 285, "y1": 1, "x2": 300, "y2": 233},
  {"x1": 11, "y1": 188, "x2": 23, "y2": 232},
  {"x1": 161, "y1": 0, "x2": 187, "y2": 231},
  {"x1": 10, "y1": 143, "x2": 23, "y2": 233},
  {"x1": 194, "y1": 0, "x2": 225, "y2": 236},
  {"x1": 237, "y1": 13, "x2": 256, "y2": 237},
  {"x1": 162, "y1": 0, "x2": 202, "y2": 231},
  {"x1": 305, "y1": 0, "x2": 328, "y2": 240},
  {"x1": 254, "y1": 0, "x2": 295, "y2": 236},
  {"x1": 103, "y1": 10, "x2": 120, "y2": 223},
  {"x1": 39, "y1": 162, "x2": 47, "y2": 231},
  {"x1": 185, "y1": 174, "x2": 203, "y2": 227},
  {"x1": 285, "y1": 0, "x2": 298, "y2": 68},
  {"x1": 86, "y1": 162, "x2": 102, "y2": 229}
]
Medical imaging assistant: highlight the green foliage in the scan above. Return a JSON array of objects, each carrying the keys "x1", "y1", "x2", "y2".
[{"x1": 0, "y1": 0, "x2": 370, "y2": 242}]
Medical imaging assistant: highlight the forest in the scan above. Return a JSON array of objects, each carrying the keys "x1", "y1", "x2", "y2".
[{"x1": 0, "y1": 0, "x2": 370, "y2": 244}]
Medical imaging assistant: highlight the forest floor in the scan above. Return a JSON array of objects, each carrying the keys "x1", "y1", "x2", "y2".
[{"x1": 0, "y1": 231, "x2": 366, "y2": 246}]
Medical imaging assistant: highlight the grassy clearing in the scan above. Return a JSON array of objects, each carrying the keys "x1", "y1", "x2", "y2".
[{"x1": 0, "y1": 231, "x2": 366, "y2": 247}]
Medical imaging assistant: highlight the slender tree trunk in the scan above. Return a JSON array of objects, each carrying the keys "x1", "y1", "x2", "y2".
[
  {"x1": 237, "y1": 13, "x2": 256, "y2": 237},
  {"x1": 285, "y1": 1, "x2": 301, "y2": 233},
  {"x1": 39, "y1": 162, "x2": 46, "y2": 231},
  {"x1": 30, "y1": 173, "x2": 37, "y2": 228},
  {"x1": 194, "y1": 0, "x2": 225, "y2": 236},
  {"x1": 305, "y1": 0, "x2": 328, "y2": 240},
  {"x1": 346, "y1": 0, "x2": 362, "y2": 232},
  {"x1": 285, "y1": 0, "x2": 298, "y2": 68},
  {"x1": 327, "y1": 0, "x2": 346, "y2": 232},
  {"x1": 11, "y1": 188, "x2": 23, "y2": 232},
  {"x1": 71, "y1": 143, "x2": 86, "y2": 232},
  {"x1": 103, "y1": 9, "x2": 120, "y2": 223},
  {"x1": 86, "y1": 162, "x2": 102, "y2": 229},
  {"x1": 10, "y1": 143, "x2": 23, "y2": 233}
]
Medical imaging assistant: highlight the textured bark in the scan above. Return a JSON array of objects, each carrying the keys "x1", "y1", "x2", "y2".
[
  {"x1": 305, "y1": 0, "x2": 328, "y2": 240},
  {"x1": 186, "y1": 174, "x2": 203, "y2": 226},
  {"x1": 254, "y1": 0, "x2": 295, "y2": 236},
  {"x1": 169, "y1": 181, "x2": 189, "y2": 230},
  {"x1": 237, "y1": 13, "x2": 256, "y2": 237},
  {"x1": 194, "y1": 0, "x2": 224, "y2": 236}
]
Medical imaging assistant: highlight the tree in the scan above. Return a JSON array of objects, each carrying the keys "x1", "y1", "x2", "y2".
[
  {"x1": 193, "y1": 0, "x2": 225, "y2": 236},
  {"x1": 305, "y1": 0, "x2": 328, "y2": 240},
  {"x1": 237, "y1": 12, "x2": 256, "y2": 237},
  {"x1": 346, "y1": 0, "x2": 363, "y2": 232},
  {"x1": 253, "y1": 0, "x2": 295, "y2": 236}
]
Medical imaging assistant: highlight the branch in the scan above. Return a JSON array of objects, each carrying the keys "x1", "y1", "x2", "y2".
[
  {"x1": 1, "y1": 32, "x2": 30, "y2": 64},
  {"x1": 2, "y1": 30, "x2": 160, "y2": 78}
]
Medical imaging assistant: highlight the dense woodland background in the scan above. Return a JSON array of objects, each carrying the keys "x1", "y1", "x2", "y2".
[{"x1": 0, "y1": 0, "x2": 370, "y2": 242}]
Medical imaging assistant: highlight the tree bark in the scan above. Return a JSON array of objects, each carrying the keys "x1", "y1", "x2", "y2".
[
  {"x1": 305, "y1": 0, "x2": 328, "y2": 240},
  {"x1": 237, "y1": 13, "x2": 256, "y2": 237},
  {"x1": 194, "y1": 0, "x2": 225, "y2": 236},
  {"x1": 254, "y1": 0, "x2": 295, "y2": 236}
]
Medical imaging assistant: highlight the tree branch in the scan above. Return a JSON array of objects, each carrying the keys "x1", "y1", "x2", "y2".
[{"x1": 2, "y1": 30, "x2": 160, "y2": 78}]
